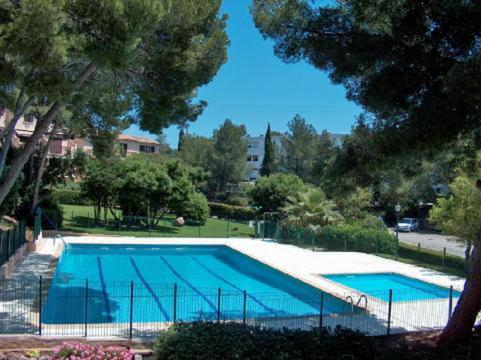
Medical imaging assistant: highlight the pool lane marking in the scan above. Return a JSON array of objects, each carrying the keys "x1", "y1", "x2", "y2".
[
  {"x1": 96, "y1": 257, "x2": 113, "y2": 322},
  {"x1": 191, "y1": 256, "x2": 277, "y2": 316},
  {"x1": 128, "y1": 257, "x2": 170, "y2": 320},
  {"x1": 159, "y1": 256, "x2": 217, "y2": 312}
]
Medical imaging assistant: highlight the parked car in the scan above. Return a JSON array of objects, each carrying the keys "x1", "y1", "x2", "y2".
[{"x1": 396, "y1": 218, "x2": 419, "y2": 232}]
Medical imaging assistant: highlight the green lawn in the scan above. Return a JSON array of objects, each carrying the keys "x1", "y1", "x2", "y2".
[{"x1": 59, "y1": 204, "x2": 255, "y2": 238}]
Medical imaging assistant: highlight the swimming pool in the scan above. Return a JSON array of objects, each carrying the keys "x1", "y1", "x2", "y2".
[
  {"x1": 323, "y1": 273, "x2": 460, "y2": 302},
  {"x1": 43, "y1": 245, "x2": 350, "y2": 324}
]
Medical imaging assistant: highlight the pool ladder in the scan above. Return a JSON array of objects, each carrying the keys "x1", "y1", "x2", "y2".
[{"x1": 343, "y1": 295, "x2": 368, "y2": 314}]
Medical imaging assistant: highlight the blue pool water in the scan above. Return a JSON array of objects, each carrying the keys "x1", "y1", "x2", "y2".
[
  {"x1": 43, "y1": 245, "x2": 349, "y2": 324},
  {"x1": 323, "y1": 273, "x2": 460, "y2": 302}
]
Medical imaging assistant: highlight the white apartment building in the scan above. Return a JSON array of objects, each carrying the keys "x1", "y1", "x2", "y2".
[
  {"x1": 246, "y1": 135, "x2": 283, "y2": 181},
  {"x1": 245, "y1": 133, "x2": 346, "y2": 181}
]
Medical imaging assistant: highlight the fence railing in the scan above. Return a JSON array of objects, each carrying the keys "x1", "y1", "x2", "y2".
[
  {"x1": 0, "y1": 220, "x2": 26, "y2": 267},
  {"x1": 0, "y1": 277, "x2": 462, "y2": 339}
]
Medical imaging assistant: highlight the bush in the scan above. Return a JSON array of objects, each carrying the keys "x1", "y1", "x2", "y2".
[
  {"x1": 38, "y1": 195, "x2": 63, "y2": 230},
  {"x1": 153, "y1": 323, "x2": 373, "y2": 360},
  {"x1": 52, "y1": 189, "x2": 92, "y2": 206},
  {"x1": 177, "y1": 192, "x2": 210, "y2": 225},
  {"x1": 208, "y1": 202, "x2": 256, "y2": 221},
  {"x1": 279, "y1": 222, "x2": 396, "y2": 254},
  {"x1": 225, "y1": 196, "x2": 249, "y2": 207},
  {"x1": 249, "y1": 173, "x2": 306, "y2": 212}
]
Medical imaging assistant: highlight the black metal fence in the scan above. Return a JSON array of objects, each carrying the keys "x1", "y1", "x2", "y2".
[
  {"x1": 0, "y1": 277, "x2": 462, "y2": 339},
  {"x1": 0, "y1": 220, "x2": 26, "y2": 267}
]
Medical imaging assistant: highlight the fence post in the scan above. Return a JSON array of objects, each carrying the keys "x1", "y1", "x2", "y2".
[
  {"x1": 173, "y1": 283, "x2": 177, "y2": 323},
  {"x1": 38, "y1": 276, "x2": 43, "y2": 335},
  {"x1": 448, "y1": 285, "x2": 453, "y2": 321},
  {"x1": 87, "y1": 212, "x2": 90, "y2": 229},
  {"x1": 442, "y1": 248, "x2": 446, "y2": 270},
  {"x1": 319, "y1": 293, "x2": 324, "y2": 328},
  {"x1": 84, "y1": 279, "x2": 89, "y2": 337},
  {"x1": 387, "y1": 289, "x2": 393, "y2": 335},
  {"x1": 198, "y1": 225, "x2": 201, "y2": 238},
  {"x1": 129, "y1": 281, "x2": 134, "y2": 339},
  {"x1": 226, "y1": 221, "x2": 230, "y2": 238},
  {"x1": 343, "y1": 236, "x2": 347, "y2": 251},
  {"x1": 242, "y1": 290, "x2": 246, "y2": 324},
  {"x1": 217, "y1": 288, "x2": 221, "y2": 323},
  {"x1": 417, "y1": 243, "x2": 421, "y2": 263},
  {"x1": 312, "y1": 232, "x2": 315, "y2": 252}
]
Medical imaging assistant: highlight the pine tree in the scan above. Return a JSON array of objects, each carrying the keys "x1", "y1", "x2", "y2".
[{"x1": 260, "y1": 123, "x2": 276, "y2": 177}]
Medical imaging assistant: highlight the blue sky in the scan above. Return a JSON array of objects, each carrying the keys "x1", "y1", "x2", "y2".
[{"x1": 125, "y1": 0, "x2": 361, "y2": 147}]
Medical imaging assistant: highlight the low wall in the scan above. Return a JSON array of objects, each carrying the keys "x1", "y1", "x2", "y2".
[{"x1": 0, "y1": 230, "x2": 43, "y2": 279}]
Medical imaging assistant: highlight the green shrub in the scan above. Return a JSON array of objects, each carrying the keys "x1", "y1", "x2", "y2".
[
  {"x1": 208, "y1": 202, "x2": 256, "y2": 221},
  {"x1": 38, "y1": 196, "x2": 63, "y2": 230},
  {"x1": 153, "y1": 322, "x2": 373, "y2": 360},
  {"x1": 225, "y1": 196, "x2": 249, "y2": 207},
  {"x1": 52, "y1": 189, "x2": 92, "y2": 206},
  {"x1": 177, "y1": 192, "x2": 209, "y2": 225},
  {"x1": 279, "y1": 223, "x2": 396, "y2": 254}
]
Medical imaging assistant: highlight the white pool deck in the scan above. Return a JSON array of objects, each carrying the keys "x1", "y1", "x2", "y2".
[{"x1": 1, "y1": 236, "x2": 466, "y2": 338}]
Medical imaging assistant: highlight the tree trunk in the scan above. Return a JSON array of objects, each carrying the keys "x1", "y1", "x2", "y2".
[
  {"x1": 0, "y1": 63, "x2": 96, "y2": 207},
  {"x1": 30, "y1": 122, "x2": 60, "y2": 216},
  {"x1": 0, "y1": 96, "x2": 35, "y2": 175},
  {"x1": 438, "y1": 233, "x2": 481, "y2": 348}
]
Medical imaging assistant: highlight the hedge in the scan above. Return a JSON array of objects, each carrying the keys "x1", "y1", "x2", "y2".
[
  {"x1": 279, "y1": 223, "x2": 397, "y2": 255},
  {"x1": 52, "y1": 189, "x2": 92, "y2": 206},
  {"x1": 154, "y1": 323, "x2": 373, "y2": 360},
  {"x1": 208, "y1": 202, "x2": 256, "y2": 221}
]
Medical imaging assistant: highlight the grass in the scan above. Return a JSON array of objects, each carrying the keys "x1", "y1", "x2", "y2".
[{"x1": 58, "y1": 204, "x2": 255, "y2": 238}]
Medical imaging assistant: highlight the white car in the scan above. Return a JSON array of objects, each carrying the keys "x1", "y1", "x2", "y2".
[{"x1": 396, "y1": 218, "x2": 419, "y2": 232}]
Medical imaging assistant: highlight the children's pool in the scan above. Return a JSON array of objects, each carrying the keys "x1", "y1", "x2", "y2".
[
  {"x1": 323, "y1": 273, "x2": 460, "y2": 302},
  {"x1": 43, "y1": 245, "x2": 349, "y2": 324}
]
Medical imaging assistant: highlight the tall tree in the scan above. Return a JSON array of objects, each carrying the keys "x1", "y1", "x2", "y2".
[
  {"x1": 178, "y1": 134, "x2": 214, "y2": 170},
  {"x1": 209, "y1": 119, "x2": 247, "y2": 191},
  {"x1": 260, "y1": 123, "x2": 276, "y2": 176},
  {"x1": 252, "y1": 0, "x2": 481, "y2": 347},
  {"x1": 0, "y1": 0, "x2": 229, "y2": 208},
  {"x1": 178, "y1": 127, "x2": 186, "y2": 152},
  {"x1": 281, "y1": 114, "x2": 318, "y2": 182}
]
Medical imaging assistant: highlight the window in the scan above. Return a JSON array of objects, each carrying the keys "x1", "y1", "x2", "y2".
[
  {"x1": 140, "y1": 145, "x2": 155, "y2": 153},
  {"x1": 252, "y1": 155, "x2": 259, "y2": 161},
  {"x1": 24, "y1": 114, "x2": 34, "y2": 123},
  {"x1": 49, "y1": 138, "x2": 63, "y2": 155},
  {"x1": 247, "y1": 155, "x2": 252, "y2": 161}
]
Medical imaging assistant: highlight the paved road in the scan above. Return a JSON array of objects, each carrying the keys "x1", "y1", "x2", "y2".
[{"x1": 389, "y1": 229, "x2": 466, "y2": 258}]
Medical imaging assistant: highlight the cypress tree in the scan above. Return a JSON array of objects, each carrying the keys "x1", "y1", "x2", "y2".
[
  {"x1": 260, "y1": 123, "x2": 276, "y2": 177},
  {"x1": 178, "y1": 127, "x2": 186, "y2": 152}
]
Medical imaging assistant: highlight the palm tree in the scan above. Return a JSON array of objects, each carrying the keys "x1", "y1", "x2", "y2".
[{"x1": 282, "y1": 188, "x2": 343, "y2": 248}]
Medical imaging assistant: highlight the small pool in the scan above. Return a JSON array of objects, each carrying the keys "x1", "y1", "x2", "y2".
[
  {"x1": 43, "y1": 245, "x2": 351, "y2": 324},
  {"x1": 323, "y1": 273, "x2": 460, "y2": 302}
]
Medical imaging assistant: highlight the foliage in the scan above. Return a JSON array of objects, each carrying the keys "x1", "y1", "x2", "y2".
[
  {"x1": 51, "y1": 342, "x2": 132, "y2": 360},
  {"x1": 209, "y1": 119, "x2": 248, "y2": 191},
  {"x1": 282, "y1": 188, "x2": 342, "y2": 232},
  {"x1": 154, "y1": 322, "x2": 373, "y2": 360},
  {"x1": 279, "y1": 222, "x2": 395, "y2": 254},
  {"x1": 51, "y1": 189, "x2": 91, "y2": 206},
  {"x1": 337, "y1": 187, "x2": 373, "y2": 220},
  {"x1": 260, "y1": 123, "x2": 276, "y2": 176},
  {"x1": 280, "y1": 114, "x2": 319, "y2": 181},
  {"x1": 176, "y1": 191, "x2": 209, "y2": 225},
  {"x1": 208, "y1": 202, "x2": 256, "y2": 221},
  {"x1": 250, "y1": 173, "x2": 306, "y2": 212},
  {"x1": 38, "y1": 194, "x2": 63, "y2": 230},
  {"x1": 252, "y1": 0, "x2": 481, "y2": 156},
  {"x1": 177, "y1": 134, "x2": 214, "y2": 171},
  {"x1": 80, "y1": 155, "x2": 209, "y2": 224},
  {"x1": 430, "y1": 175, "x2": 481, "y2": 246}
]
